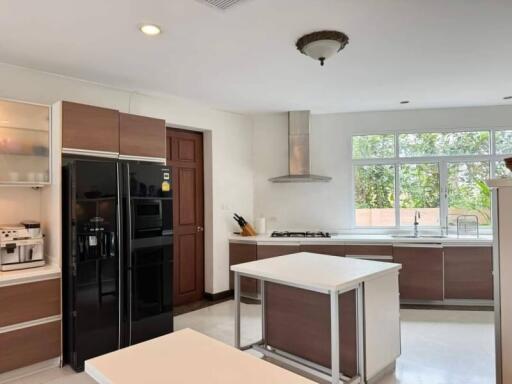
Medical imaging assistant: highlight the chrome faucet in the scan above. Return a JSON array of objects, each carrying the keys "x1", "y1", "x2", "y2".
[{"x1": 413, "y1": 211, "x2": 421, "y2": 237}]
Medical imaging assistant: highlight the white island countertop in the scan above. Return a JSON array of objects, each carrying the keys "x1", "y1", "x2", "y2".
[
  {"x1": 231, "y1": 252, "x2": 401, "y2": 293},
  {"x1": 229, "y1": 233, "x2": 493, "y2": 246},
  {"x1": 0, "y1": 264, "x2": 61, "y2": 287},
  {"x1": 85, "y1": 328, "x2": 315, "y2": 384}
]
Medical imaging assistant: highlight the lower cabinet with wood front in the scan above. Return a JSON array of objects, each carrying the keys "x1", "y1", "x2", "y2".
[
  {"x1": 0, "y1": 278, "x2": 62, "y2": 374},
  {"x1": 393, "y1": 244, "x2": 444, "y2": 301},
  {"x1": 229, "y1": 239, "x2": 494, "y2": 305}
]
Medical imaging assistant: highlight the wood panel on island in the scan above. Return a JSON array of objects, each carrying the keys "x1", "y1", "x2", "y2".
[{"x1": 0, "y1": 278, "x2": 61, "y2": 374}]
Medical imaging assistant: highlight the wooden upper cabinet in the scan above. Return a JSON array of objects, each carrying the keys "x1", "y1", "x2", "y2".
[
  {"x1": 62, "y1": 101, "x2": 119, "y2": 153},
  {"x1": 120, "y1": 113, "x2": 166, "y2": 158}
]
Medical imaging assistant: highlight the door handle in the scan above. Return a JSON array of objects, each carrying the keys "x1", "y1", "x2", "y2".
[{"x1": 197, "y1": 226, "x2": 204, "y2": 232}]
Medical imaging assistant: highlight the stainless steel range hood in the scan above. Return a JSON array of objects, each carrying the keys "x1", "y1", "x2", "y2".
[{"x1": 269, "y1": 111, "x2": 332, "y2": 183}]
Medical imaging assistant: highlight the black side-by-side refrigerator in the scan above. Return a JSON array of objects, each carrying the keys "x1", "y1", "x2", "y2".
[{"x1": 62, "y1": 157, "x2": 173, "y2": 371}]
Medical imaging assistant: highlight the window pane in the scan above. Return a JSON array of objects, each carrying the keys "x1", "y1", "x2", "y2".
[
  {"x1": 442, "y1": 131, "x2": 490, "y2": 155},
  {"x1": 399, "y1": 133, "x2": 442, "y2": 157},
  {"x1": 352, "y1": 134, "x2": 395, "y2": 159},
  {"x1": 399, "y1": 131, "x2": 490, "y2": 157},
  {"x1": 399, "y1": 163, "x2": 440, "y2": 225},
  {"x1": 354, "y1": 165, "x2": 395, "y2": 226},
  {"x1": 495, "y1": 161, "x2": 512, "y2": 177},
  {"x1": 447, "y1": 161, "x2": 491, "y2": 227},
  {"x1": 495, "y1": 130, "x2": 512, "y2": 155}
]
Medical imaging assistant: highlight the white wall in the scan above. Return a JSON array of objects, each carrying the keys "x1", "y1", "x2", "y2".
[
  {"x1": 253, "y1": 105, "x2": 512, "y2": 231},
  {"x1": 0, "y1": 63, "x2": 253, "y2": 294}
]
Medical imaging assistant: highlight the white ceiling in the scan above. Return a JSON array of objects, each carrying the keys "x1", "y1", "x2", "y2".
[{"x1": 1, "y1": 0, "x2": 512, "y2": 114}]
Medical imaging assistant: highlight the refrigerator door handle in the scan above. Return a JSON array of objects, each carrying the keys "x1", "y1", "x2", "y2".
[
  {"x1": 126, "y1": 163, "x2": 133, "y2": 346},
  {"x1": 116, "y1": 162, "x2": 122, "y2": 350}
]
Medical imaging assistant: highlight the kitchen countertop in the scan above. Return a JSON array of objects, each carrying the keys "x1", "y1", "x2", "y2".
[
  {"x1": 85, "y1": 328, "x2": 315, "y2": 384},
  {"x1": 0, "y1": 264, "x2": 61, "y2": 287},
  {"x1": 231, "y1": 252, "x2": 401, "y2": 292},
  {"x1": 229, "y1": 233, "x2": 493, "y2": 246}
]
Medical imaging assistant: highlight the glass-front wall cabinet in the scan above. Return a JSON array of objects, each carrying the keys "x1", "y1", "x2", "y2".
[{"x1": 0, "y1": 99, "x2": 50, "y2": 185}]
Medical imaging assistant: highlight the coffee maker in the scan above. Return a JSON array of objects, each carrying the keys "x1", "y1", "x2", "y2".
[{"x1": 0, "y1": 223, "x2": 44, "y2": 271}]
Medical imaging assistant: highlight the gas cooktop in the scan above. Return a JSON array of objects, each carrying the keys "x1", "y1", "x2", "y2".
[{"x1": 271, "y1": 231, "x2": 331, "y2": 238}]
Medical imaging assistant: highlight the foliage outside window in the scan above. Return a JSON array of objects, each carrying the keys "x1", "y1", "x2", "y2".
[
  {"x1": 399, "y1": 163, "x2": 440, "y2": 225},
  {"x1": 495, "y1": 130, "x2": 512, "y2": 154},
  {"x1": 354, "y1": 165, "x2": 395, "y2": 226},
  {"x1": 352, "y1": 134, "x2": 395, "y2": 159},
  {"x1": 353, "y1": 130, "x2": 508, "y2": 228},
  {"x1": 399, "y1": 131, "x2": 489, "y2": 157},
  {"x1": 447, "y1": 162, "x2": 491, "y2": 226}
]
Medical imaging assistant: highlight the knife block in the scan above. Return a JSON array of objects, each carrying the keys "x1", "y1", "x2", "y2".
[{"x1": 241, "y1": 224, "x2": 257, "y2": 237}]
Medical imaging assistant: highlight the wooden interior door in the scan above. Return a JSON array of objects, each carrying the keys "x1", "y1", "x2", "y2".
[{"x1": 166, "y1": 128, "x2": 205, "y2": 306}]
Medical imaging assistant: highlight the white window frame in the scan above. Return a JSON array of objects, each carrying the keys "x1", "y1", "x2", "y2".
[{"x1": 351, "y1": 128, "x2": 511, "y2": 229}]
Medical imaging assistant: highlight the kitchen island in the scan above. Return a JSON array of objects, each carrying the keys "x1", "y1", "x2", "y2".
[
  {"x1": 85, "y1": 328, "x2": 315, "y2": 384},
  {"x1": 231, "y1": 252, "x2": 402, "y2": 384}
]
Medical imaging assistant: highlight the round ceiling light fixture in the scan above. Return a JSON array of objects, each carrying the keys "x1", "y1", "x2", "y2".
[
  {"x1": 140, "y1": 24, "x2": 161, "y2": 36},
  {"x1": 296, "y1": 30, "x2": 349, "y2": 66}
]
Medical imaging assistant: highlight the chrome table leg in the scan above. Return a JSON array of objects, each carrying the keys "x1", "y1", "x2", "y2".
[
  {"x1": 330, "y1": 290, "x2": 340, "y2": 384},
  {"x1": 234, "y1": 272, "x2": 241, "y2": 349}
]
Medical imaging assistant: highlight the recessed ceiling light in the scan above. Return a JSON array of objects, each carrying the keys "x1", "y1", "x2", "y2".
[
  {"x1": 140, "y1": 24, "x2": 161, "y2": 36},
  {"x1": 504, "y1": 96, "x2": 512, "y2": 100},
  {"x1": 400, "y1": 100, "x2": 410, "y2": 104}
]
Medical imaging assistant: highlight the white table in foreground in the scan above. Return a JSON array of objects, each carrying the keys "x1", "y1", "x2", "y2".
[
  {"x1": 85, "y1": 328, "x2": 315, "y2": 384},
  {"x1": 231, "y1": 252, "x2": 402, "y2": 384}
]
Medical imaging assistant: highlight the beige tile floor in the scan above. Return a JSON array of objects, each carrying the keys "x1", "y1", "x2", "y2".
[{"x1": 4, "y1": 301, "x2": 495, "y2": 384}]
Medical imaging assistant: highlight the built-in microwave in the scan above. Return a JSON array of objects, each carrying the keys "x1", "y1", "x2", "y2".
[{"x1": 132, "y1": 199, "x2": 172, "y2": 238}]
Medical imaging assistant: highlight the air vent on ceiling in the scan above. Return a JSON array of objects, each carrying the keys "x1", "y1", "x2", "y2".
[{"x1": 200, "y1": 0, "x2": 244, "y2": 10}]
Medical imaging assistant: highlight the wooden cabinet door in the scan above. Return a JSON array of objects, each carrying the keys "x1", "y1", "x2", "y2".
[
  {"x1": 257, "y1": 244, "x2": 300, "y2": 260},
  {"x1": 393, "y1": 245, "x2": 444, "y2": 300},
  {"x1": 62, "y1": 101, "x2": 119, "y2": 153},
  {"x1": 345, "y1": 244, "x2": 393, "y2": 259},
  {"x1": 0, "y1": 279, "x2": 60, "y2": 327},
  {"x1": 167, "y1": 128, "x2": 204, "y2": 306},
  {"x1": 299, "y1": 244, "x2": 345, "y2": 256},
  {"x1": 119, "y1": 113, "x2": 166, "y2": 158},
  {"x1": 229, "y1": 243, "x2": 258, "y2": 296},
  {"x1": 444, "y1": 246, "x2": 493, "y2": 300},
  {"x1": 0, "y1": 321, "x2": 61, "y2": 374}
]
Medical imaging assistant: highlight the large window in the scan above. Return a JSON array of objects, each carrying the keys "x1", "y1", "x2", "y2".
[{"x1": 352, "y1": 129, "x2": 511, "y2": 228}]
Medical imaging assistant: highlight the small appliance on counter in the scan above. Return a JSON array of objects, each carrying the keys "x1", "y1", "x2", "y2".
[{"x1": 0, "y1": 222, "x2": 44, "y2": 271}]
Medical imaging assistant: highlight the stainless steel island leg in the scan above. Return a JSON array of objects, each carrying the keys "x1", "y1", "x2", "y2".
[
  {"x1": 356, "y1": 283, "x2": 366, "y2": 384},
  {"x1": 261, "y1": 280, "x2": 266, "y2": 346},
  {"x1": 234, "y1": 271, "x2": 241, "y2": 349},
  {"x1": 330, "y1": 290, "x2": 340, "y2": 384}
]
